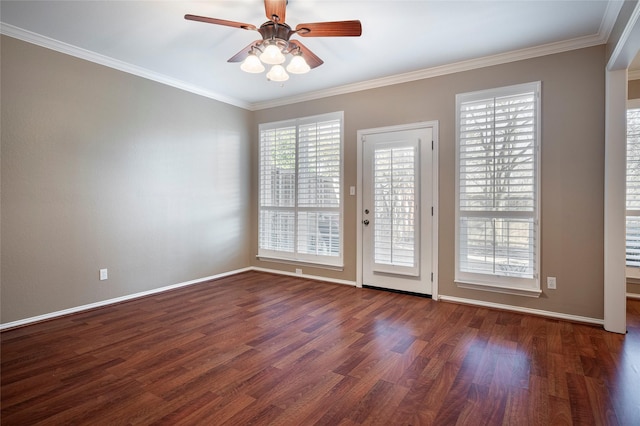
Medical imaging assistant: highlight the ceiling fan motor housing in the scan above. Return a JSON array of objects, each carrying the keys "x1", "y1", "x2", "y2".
[{"x1": 259, "y1": 21, "x2": 294, "y2": 43}]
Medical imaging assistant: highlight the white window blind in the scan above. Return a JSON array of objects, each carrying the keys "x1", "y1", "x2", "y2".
[
  {"x1": 259, "y1": 112, "x2": 343, "y2": 266},
  {"x1": 455, "y1": 82, "x2": 540, "y2": 294},
  {"x1": 627, "y1": 108, "x2": 640, "y2": 268},
  {"x1": 373, "y1": 145, "x2": 417, "y2": 269}
]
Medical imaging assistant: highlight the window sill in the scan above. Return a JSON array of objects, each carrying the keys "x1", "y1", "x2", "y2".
[
  {"x1": 455, "y1": 280, "x2": 542, "y2": 298},
  {"x1": 256, "y1": 255, "x2": 344, "y2": 271},
  {"x1": 626, "y1": 266, "x2": 640, "y2": 280}
]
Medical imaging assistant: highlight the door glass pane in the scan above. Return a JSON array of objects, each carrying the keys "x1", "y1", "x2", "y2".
[{"x1": 373, "y1": 146, "x2": 417, "y2": 267}]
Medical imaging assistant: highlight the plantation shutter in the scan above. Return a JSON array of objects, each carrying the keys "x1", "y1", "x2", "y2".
[
  {"x1": 258, "y1": 112, "x2": 343, "y2": 266},
  {"x1": 456, "y1": 82, "x2": 540, "y2": 292},
  {"x1": 297, "y1": 118, "x2": 341, "y2": 257},
  {"x1": 627, "y1": 108, "x2": 640, "y2": 268},
  {"x1": 259, "y1": 126, "x2": 296, "y2": 253},
  {"x1": 372, "y1": 143, "x2": 419, "y2": 273}
]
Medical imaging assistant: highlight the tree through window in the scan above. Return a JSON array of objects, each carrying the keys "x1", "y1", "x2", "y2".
[{"x1": 455, "y1": 82, "x2": 541, "y2": 295}]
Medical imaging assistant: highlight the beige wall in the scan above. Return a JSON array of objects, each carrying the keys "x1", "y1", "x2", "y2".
[
  {"x1": 252, "y1": 46, "x2": 607, "y2": 319},
  {"x1": 1, "y1": 36, "x2": 610, "y2": 323},
  {"x1": 629, "y1": 79, "x2": 640, "y2": 100},
  {"x1": 1, "y1": 36, "x2": 253, "y2": 323}
]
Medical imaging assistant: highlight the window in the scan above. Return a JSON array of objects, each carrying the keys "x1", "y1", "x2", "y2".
[
  {"x1": 627, "y1": 104, "x2": 640, "y2": 278},
  {"x1": 373, "y1": 144, "x2": 418, "y2": 271},
  {"x1": 455, "y1": 82, "x2": 541, "y2": 296},
  {"x1": 258, "y1": 111, "x2": 343, "y2": 267}
]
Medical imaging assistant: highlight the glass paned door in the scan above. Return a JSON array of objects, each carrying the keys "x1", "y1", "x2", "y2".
[{"x1": 362, "y1": 126, "x2": 433, "y2": 295}]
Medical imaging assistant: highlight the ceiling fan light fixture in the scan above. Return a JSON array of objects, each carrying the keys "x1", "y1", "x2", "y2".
[
  {"x1": 266, "y1": 64, "x2": 289, "y2": 82},
  {"x1": 286, "y1": 54, "x2": 310, "y2": 74},
  {"x1": 186, "y1": 2, "x2": 363, "y2": 83},
  {"x1": 240, "y1": 52, "x2": 265, "y2": 73},
  {"x1": 259, "y1": 43, "x2": 286, "y2": 65}
]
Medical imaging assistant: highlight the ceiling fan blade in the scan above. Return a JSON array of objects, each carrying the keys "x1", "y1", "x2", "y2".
[
  {"x1": 288, "y1": 41, "x2": 323, "y2": 69},
  {"x1": 295, "y1": 20, "x2": 362, "y2": 37},
  {"x1": 185, "y1": 14, "x2": 257, "y2": 31},
  {"x1": 227, "y1": 40, "x2": 264, "y2": 63},
  {"x1": 264, "y1": 0, "x2": 287, "y2": 23}
]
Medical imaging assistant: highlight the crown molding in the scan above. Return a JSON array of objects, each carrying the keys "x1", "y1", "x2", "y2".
[
  {"x1": 250, "y1": 33, "x2": 607, "y2": 110},
  {"x1": 600, "y1": 0, "x2": 625, "y2": 41},
  {"x1": 0, "y1": 23, "x2": 252, "y2": 110},
  {"x1": 2, "y1": 7, "x2": 616, "y2": 113},
  {"x1": 607, "y1": 0, "x2": 640, "y2": 71},
  {"x1": 248, "y1": 1, "x2": 620, "y2": 110}
]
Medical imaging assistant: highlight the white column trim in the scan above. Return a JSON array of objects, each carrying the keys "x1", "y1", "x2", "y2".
[{"x1": 604, "y1": 68, "x2": 628, "y2": 334}]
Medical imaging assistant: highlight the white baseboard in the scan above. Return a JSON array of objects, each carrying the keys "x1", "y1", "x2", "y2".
[
  {"x1": 0, "y1": 267, "x2": 253, "y2": 331},
  {"x1": 438, "y1": 295, "x2": 604, "y2": 326},
  {"x1": 250, "y1": 266, "x2": 356, "y2": 287},
  {"x1": 4, "y1": 267, "x2": 613, "y2": 331},
  {"x1": 627, "y1": 292, "x2": 640, "y2": 300}
]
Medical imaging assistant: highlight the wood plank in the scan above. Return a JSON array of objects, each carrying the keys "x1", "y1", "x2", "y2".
[{"x1": 1, "y1": 271, "x2": 638, "y2": 424}]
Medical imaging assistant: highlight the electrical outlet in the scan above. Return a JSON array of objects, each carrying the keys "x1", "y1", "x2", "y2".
[
  {"x1": 547, "y1": 276, "x2": 556, "y2": 289},
  {"x1": 295, "y1": 268, "x2": 302, "y2": 275},
  {"x1": 99, "y1": 269, "x2": 108, "y2": 281}
]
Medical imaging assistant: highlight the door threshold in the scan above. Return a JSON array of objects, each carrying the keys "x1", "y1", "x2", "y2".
[{"x1": 362, "y1": 285, "x2": 432, "y2": 299}]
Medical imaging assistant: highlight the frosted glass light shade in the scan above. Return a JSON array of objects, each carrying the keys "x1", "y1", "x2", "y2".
[
  {"x1": 266, "y1": 64, "x2": 289, "y2": 82},
  {"x1": 286, "y1": 55, "x2": 310, "y2": 74},
  {"x1": 259, "y1": 44, "x2": 285, "y2": 65},
  {"x1": 240, "y1": 53, "x2": 265, "y2": 73}
]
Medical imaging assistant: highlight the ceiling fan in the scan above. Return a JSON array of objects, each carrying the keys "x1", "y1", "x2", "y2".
[{"x1": 185, "y1": 0, "x2": 362, "y2": 81}]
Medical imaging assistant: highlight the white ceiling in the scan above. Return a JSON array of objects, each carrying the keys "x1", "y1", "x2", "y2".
[{"x1": 0, "y1": 1, "x2": 624, "y2": 109}]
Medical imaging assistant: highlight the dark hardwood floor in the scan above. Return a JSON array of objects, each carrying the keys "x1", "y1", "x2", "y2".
[{"x1": 2, "y1": 271, "x2": 639, "y2": 425}]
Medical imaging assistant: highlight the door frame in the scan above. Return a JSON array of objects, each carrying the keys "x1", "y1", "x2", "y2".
[{"x1": 356, "y1": 121, "x2": 439, "y2": 299}]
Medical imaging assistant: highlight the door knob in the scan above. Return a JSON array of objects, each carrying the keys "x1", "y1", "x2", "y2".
[
  {"x1": 363, "y1": 219, "x2": 370, "y2": 225},
  {"x1": 364, "y1": 209, "x2": 369, "y2": 214}
]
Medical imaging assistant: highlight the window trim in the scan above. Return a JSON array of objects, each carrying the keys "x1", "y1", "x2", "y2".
[
  {"x1": 257, "y1": 111, "x2": 344, "y2": 268},
  {"x1": 454, "y1": 82, "x2": 542, "y2": 297}
]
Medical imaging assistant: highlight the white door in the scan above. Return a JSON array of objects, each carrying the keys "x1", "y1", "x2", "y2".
[{"x1": 361, "y1": 127, "x2": 433, "y2": 295}]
